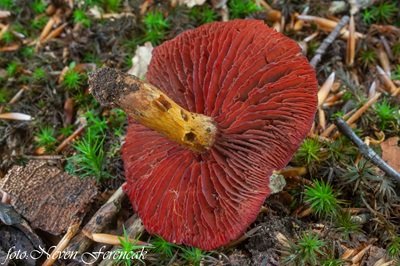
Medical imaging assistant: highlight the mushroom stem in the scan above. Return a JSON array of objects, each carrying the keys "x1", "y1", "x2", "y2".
[{"x1": 89, "y1": 67, "x2": 217, "y2": 153}]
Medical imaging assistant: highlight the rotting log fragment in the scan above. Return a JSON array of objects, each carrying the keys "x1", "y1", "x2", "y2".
[{"x1": 0, "y1": 160, "x2": 98, "y2": 235}]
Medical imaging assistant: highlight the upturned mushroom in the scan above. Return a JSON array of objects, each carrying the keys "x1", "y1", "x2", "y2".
[{"x1": 89, "y1": 19, "x2": 318, "y2": 250}]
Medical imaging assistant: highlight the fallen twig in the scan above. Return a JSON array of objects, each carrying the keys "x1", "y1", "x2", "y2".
[
  {"x1": 42, "y1": 223, "x2": 80, "y2": 266},
  {"x1": 334, "y1": 118, "x2": 400, "y2": 183},
  {"x1": 65, "y1": 185, "x2": 126, "y2": 254},
  {"x1": 310, "y1": 15, "x2": 349, "y2": 68}
]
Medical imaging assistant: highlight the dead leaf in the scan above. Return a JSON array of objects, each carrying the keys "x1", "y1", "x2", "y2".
[
  {"x1": 127, "y1": 42, "x2": 153, "y2": 79},
  {"x1": 381, "y1": 137, "x2": 400, "y2": 172}
]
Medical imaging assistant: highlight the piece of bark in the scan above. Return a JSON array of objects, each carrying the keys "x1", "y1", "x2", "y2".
[
  {"x1": 0, "y1": 160, "x2": 98, "y2": 235},
  {"x1": 0, "y1": 226, "x2": 37, "y2": 266}
]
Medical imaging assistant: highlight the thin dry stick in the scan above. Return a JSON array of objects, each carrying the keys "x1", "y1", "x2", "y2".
[
  {"x1": 346, "y1": 15, "x2": 355, "y2": 66},
  {"x1": 346, "y1": 92, "x2": 381, "y2": 125},
  {"x1": 55, "y1": 123, "x2": 86, "y2": 153},
  {"x1": 65, "y1": 185, "x2": 126, "y2": 254},
  {"x1": 377, "y1": 66, "x2": 397, "y2": 95},
  {"x1": 335, "y1": 118, "x2": 400, "y2": 183},
  {"x1": 310, "y1": 15, "x2": 349, "y2": 68},
  {"x1": 42, "y1": 223, "x2": 80, "y2": 266},
  {"x1": 320, "y1": 109, "x2": 355, "y2": 137}
]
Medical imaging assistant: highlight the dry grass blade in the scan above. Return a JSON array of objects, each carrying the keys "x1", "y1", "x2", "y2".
[
  {"x1": 377, "y1": 45, "x2": 391, "y2": 77},
  {"x1": 297, "y1": 15, "x2": 364, "y2": 40},
  {"x1": 83, "y1": 232, "x2": 149, "y2": 246},
  {"x1": 42, "y1": 23, "x2": 67, "y2": 43},
  {"x1": 377, "y1": 66, "x2": 398, "y2": 95},
  {"x1": 320, "y1": 109, "x2": 355, "y2": 137},
  {"x1": 0, "y1": 112, "x2": 32, "y2": 121},
  {"x1": 346, "y1": 15, "x2": 355, "y2": 66},
  {"x1": 346, "y1": 92, "x2": 381, "y2": 125},
  {"x1": 55, "y1": 122, "x2": 87, "y2": 153},
  {"x1": 318, "y1": 72, "x2": 335, "y2": 107}
]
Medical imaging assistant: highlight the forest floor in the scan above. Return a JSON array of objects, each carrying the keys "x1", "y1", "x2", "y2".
[{"x1": 0, "y1": 0, "x2": 400, "y2": 265}]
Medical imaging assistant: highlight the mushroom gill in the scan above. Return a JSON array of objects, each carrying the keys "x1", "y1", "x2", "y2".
[{"x1": 121, "y1": 20, "x2": 317, "y2": 250}]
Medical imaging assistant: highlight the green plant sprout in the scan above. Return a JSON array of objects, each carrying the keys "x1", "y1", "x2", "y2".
[
  {"x1": 66, "y1": 111, "x2": 109, "y2": 181},
  {"x1": 31, "y1": 0, "x2": 46, "y2": 14},
  {"x1": 1, "y1": 30, "x2": 14, "y2": 44},
  {"x1": 0, "y1": 0, "x2": 14, "y2": 9},
  {"x1": 375, "y1": 99, "x2": 398, "y2": 130},
  {"x1": 321, "y1": 258, "x2": 344, "y2": 266},
  {"x1": 35, "y1": 126, "x2": 57, "y2": 152},
  {"x1": 32, "y1": 67, "x2": 46, "y2": 81},
  {"x1": 114, "y1": 226, "x2": 150, "y2": 266},
  {"x1": 151, "y1": 236, "x2": 177, "y2": 258},
  {"x1": 62, "y1": 64, "x2": 85, "y2": 91},
  {"x1": 103, "y1": 0, "x2": 122, "y2": 12},
  {"x1": 387, "y1": 235, "x2": 400, "y2": 258},
  {"x1": 393, "y1": 43, "x2": 400, "y2": 58},
  {"x1": 20, "y1": 46, "x2": 35, "y2": 58},
  {"x1": 362, "y1": 2, "x2": 398, "y2": 24},
  {"x1": 31, "y1": 16, "x2": 49, "y2": 30},
  {"x1": 304, "y1": 180, "x2": 341, "y2": 217},
  {"x1": 73, "y1": 9, "x2": 91, "y2": 28},
  {"x1": 142, "y1": 11, "x2": 169, "y2": 45},
  {"x1": 190, "y1": 6, "x2": 217, "y2": 24},
  {"x1": 335, "y1": 211, "x2": 361, "y2": 239},
  {"x1": 0, "y1": 88, "x2": 9, "y2": 103},
  {"x1": 180, "y1": 246, "x2": 208, "y2": 266},
  {"x1": 359, "y1": 49, "x2": 376, "y2": 67},
  {"x1": 6, "y1": 62, "x2": 19, "y2": 77},
  {"x1": 228, "y1": 0, "x2": 261, "y2": 19},
  {"x1": 393, "y1": 65, "x2": 400, "y2": 80},
  {"x1": 66, "y1": 128, "x2": 108, "y2": 181},
  {"x1": 60, "y1": 125, "x2": 74, "y2": 137},
  {"x1": 282, "y1": 232, "x2": 326, "y2": 266},
  {"x1": 295, "y1": 138, "x2": 322, "y2": 165}
]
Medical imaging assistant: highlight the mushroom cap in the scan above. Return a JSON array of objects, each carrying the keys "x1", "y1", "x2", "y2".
[{"x1": 122, "y1": 19, "x2": 317, "y2": 250}]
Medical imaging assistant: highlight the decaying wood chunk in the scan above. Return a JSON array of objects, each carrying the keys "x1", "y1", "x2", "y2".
[{"x1": 0, "y1": 160, "x2": 98, "y2": 235}]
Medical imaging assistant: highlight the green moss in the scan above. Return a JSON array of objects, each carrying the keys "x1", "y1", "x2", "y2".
[
  {"x1": 31, "y1": 0, "x2": 46, "y2": 14},
  {"x1": 228, "y1": 0, "x2": 261, "y2": 19},
  {"x1": 73, "y1": 9, "x2": 91, "y2": 28},
  {"x1": 180, "y1": 247, "x2": 208, "y2": 266},
  {"x1": 0, "y1": 88, "x2": 9, "y2": 103},
  {"x1": 0, "y1": 0, "x2": 14, "y2": 9},
  {"x1": 295, "y1": 138, "x2": 322, "y2": 165},
  {"x1": 32, "y1": 67, "x2": 46, "y2": 81},
  {"x1": 189, "y1": 5, "x2": 217, "y2": 24},
  {"x1": 388, "y1": 236, "x2": 400, "y2": 258},
  {"x1": 6, "y1": 62, "x2": 19, "y2": 77},
  {"x1": 34, "y1": 126, "x2": 57, "y2": 152},
  {"x1": 304, "y1": 180, "x2": 341, "y2": 217},
  {"x1": 151, "y1": 236, "x2": 177, "y2": 258},
  {"x1": 1, "y1": 30, "x2": 14, "y2": 44},
  {"x1": 362, "y1": 2, "x2": 398, "y2": 24},
  {"x1": 62, "y1": 64, "x2": 86, "y2": 91},
  {"x1": 282, "y1": 232, "x2": 326, "y2": 266},
  {"x1": 31, "y1": 16, "x2": 49, "y2": 30},
  {"x1": 142, "y1": 11, "x2": 169, "y2": 45},
  {"x1": 359, "y1": 49, "x2": 376, "y2": 67},
  {"x1": 375, "y1": 99, "x2": 399, "y2": 130}
]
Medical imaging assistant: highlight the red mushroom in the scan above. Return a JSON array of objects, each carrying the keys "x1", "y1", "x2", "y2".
[{"x1": 90, "y1": 19, "x2": 317, "y2": 250}]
